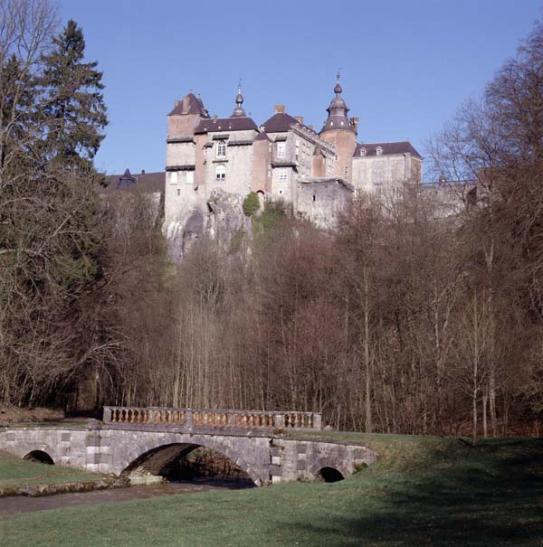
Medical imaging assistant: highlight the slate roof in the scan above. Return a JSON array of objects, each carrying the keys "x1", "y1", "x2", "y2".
[
  {"x1": 104, "y1": 170, "x2": 165, "y2": 193},
  {"x1": 261, "y1": 112, "x2": 303, "y2": 133},
  {"x1": 355, "y1": 141, "x2": 422, "y2": 159},
  {"x1": 194, "y1": 116, "x2": 258, "y2": 134},
  {"x1": 168, "y1": 93, "x2": 207, "y2": 116}
]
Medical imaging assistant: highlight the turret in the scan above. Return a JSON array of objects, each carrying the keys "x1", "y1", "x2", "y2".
[
  {"x1": 319, "y1": 75, "x2": 357, "y2": 181},
  {"x1": 321, "y1": 75, "x2": 355, "y2": 133}
]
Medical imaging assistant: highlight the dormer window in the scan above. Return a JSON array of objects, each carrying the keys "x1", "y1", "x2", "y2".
[
  {"x1": 376, "y1": 146, "x2": 383, "y2": 156},
  {"x1": 216, "y1": 141, "x2": 226, "y2": 158},
  {"x1": 360, "y1": 147, "x2": 367, "y2": 156}
]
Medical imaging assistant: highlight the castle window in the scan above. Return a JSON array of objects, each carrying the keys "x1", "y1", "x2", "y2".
[
  {"x1": 216, "y1": 141, "x2": 227, "y2": 158},
  {"x1": 215, "y1": 165, "x2": 226, "y2": 181},
  {"x1": 177, "y1": 189, "x2": 181, "y2": 196},
  {"x1": 277, "y1": 141, "x2": 286, "y2": 159},
  {"x1": 170, "y1": 171, "x2": 178, "y2": 183},
  {"x1": 278, "y1": 168, "x2": 288, "y2": 181},
  {"x1": 186, "y1": 171, "x2": 194, "y2": 184},
  {"x1": 376, "y1": 146, "x2": 383, "y2": 156}
]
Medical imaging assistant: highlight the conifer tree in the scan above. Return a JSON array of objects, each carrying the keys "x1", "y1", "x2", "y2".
[
  {"x1": 0, "y1": 54, "x2": 36, "y2": 173},
  {"x1": 39, "y1": 20, "x2": 107, "y2": 168}
]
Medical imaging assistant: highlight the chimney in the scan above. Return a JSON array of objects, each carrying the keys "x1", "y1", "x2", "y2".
[
  {"x1": 274, "y1": 104, "x2": 286, "y2": 114},
  {"x1": 294, "y1": 116, "x2": 304, "y2": 124}
]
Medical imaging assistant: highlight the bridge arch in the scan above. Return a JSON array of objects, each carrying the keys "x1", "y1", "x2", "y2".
[
  {"x1": 317, "y1": 466, "x2": 344, "y2": 482},
  {"x1": 23, "y1": 450, "x2": 55, "y2": 465},
  {"x1": 308, "y1": 458, "x2": 351, "y2": 482},
  {"x1": 119, "y1": 436, "x2": 262, "y2": 485}
]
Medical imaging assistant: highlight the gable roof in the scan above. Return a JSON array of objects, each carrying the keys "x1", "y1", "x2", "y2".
[
  {"x1": 194, "y1": 116, "x2": 258, "y2": 134},
  {"x1": 355, "y1": 141, "x2": 422, "y2": 159}
]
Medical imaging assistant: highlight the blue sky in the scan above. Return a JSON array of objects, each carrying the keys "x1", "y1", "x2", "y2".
[{"x1": 58, "y1": 0, "x2": 542, "y2": 177}]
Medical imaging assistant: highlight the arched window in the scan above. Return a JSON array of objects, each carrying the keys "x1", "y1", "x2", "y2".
[
  {"x1": 376, "y1": 146, "x2": 383, "y2": 156},
  {"x1": 359, "y1": 147, "x2": 367, "y2": 156},
  {"x1": 215, "y1": 165, "x2": 226, "y2": 181}
]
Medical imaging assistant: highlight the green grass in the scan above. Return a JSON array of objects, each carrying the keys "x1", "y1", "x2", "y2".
[
  {"x1": 1, "y1": 436, "x2": 542, "y2": 546},
  {"x1": 0, "y1": 451, "x2": 104, "y2": 489}
]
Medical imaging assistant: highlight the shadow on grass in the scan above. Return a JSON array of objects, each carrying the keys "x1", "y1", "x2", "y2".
[{"x1": 288, "y1": 439, "x2": 543, "y2": 545}]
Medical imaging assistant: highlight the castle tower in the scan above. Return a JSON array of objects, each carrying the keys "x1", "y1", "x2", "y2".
[
  {"x1": 167, "y1": 92, "x2": 208, "y2": 138},
  {"x1": 319, "y1": 74, "x2": 358, "y2": 181}
]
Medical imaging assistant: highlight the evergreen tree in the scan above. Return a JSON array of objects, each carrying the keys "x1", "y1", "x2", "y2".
[
  {"x1": 0, "y1": 55, "x2": 37, "y2": 176},
  {"x1": 39, "y1": 20, "x2": 107, "y2": 168}
]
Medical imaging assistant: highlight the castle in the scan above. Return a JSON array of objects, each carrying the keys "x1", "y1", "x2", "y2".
[{"x1": 162, "y1": 77, "x2": 422, "y2": 248}]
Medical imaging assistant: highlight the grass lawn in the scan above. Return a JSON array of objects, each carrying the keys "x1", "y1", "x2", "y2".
[
  {"x1": 0, "y1": 451, "x2": 104, "y2": 489},
  {"x1": 1, "y1": 435, "x2": 542, "y2": 546}
]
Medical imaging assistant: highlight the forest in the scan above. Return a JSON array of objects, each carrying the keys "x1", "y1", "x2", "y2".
[{"x1": 1, "y1": 0, "x2": 542, "y2": 439}]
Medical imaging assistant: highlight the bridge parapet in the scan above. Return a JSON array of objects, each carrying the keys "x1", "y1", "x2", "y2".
[{"x1": 103, "y1": 406, "x2": 322, "y2": 431}]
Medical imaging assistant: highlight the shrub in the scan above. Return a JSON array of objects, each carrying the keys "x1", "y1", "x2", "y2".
[{"x1": 242, "y1": 192, "x2": 260, "y2": 217}]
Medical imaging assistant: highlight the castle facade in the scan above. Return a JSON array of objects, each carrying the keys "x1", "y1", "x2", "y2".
[{"x1": 163, "y1": 79, "x2": 422, "y2": 246}]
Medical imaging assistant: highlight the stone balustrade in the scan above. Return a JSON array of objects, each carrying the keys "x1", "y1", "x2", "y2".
[{"x1": 103, "y1": 406, "x2": 322, "y2": 431}]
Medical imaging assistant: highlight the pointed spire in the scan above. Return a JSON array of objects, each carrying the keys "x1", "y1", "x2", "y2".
[{"x1": 232, "y1": 81, "x2": 246, "y2": 117}]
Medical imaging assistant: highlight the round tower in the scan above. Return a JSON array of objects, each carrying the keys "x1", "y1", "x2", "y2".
[{"x1": 319, "y1": 74, "x2": 357, "y2": 180}]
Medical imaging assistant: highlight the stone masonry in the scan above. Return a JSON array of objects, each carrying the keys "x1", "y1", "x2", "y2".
[{"x1": 0, "y1": 425, "x2": 376, "y2": 486}]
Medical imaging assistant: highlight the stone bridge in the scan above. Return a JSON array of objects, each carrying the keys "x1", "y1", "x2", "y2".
[{"x1": 0, "y1": 406, "x2": 377, "y2": 485}]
